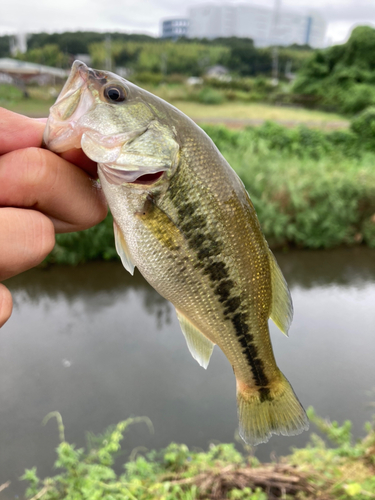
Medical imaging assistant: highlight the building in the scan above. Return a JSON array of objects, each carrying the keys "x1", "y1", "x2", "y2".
[
  {"x1": 10, "y1": 32, "x2": 27, "y2": 55},
  {"x1": 0, "y1": 58, "x2": 68, "y2": 85},
  {"x1": 162, "y1": 18, "x2": 189, "y2": 40},
  {"x1": 185, "y1": 3, "x2": 326, "y2": 47}
]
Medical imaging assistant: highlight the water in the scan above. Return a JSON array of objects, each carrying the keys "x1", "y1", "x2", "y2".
[{"x1": 1, "y1": 247, "x2": 375, "y2": 498}]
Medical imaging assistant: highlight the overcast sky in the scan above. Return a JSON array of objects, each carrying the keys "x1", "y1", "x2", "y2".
[{"x1": 1, "y1": 0, "x2": 374, "y2": 46}]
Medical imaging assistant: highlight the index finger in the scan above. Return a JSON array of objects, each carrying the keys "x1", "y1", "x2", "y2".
[
  {"x1": 0, "y1": 108, "x2": 44, "y2": 154},
  {"x1": 0, "y1": 108, "x2": 98, "y2": 177}
]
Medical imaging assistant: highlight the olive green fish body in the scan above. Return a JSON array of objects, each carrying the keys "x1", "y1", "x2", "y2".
[{"x1": 44, "y1": 61, "x2": 309, "y2": 445}]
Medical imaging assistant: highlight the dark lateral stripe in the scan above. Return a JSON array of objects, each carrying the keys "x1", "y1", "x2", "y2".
[
  {"x1": 230, "y1": 313, "x2": 269, "y2": 387},
  {"x1": 168, "y1": 178, "x2": 269, "y2": 389}
]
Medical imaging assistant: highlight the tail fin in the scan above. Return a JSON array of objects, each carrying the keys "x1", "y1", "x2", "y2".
[{"x1": 236, "y1": 372, "x2": 309, "y2": 446}]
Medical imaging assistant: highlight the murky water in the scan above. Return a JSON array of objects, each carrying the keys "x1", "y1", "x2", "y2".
[{"x1": 1, "y1": 247, "x2": 375, "y2": 498}]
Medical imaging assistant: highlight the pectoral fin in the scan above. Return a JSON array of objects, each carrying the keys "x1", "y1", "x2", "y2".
[
  {"x1": 269, "y1": 251, "x2": 293, "y2": 336},
  {"x1": 113, "y1": 221, "x2": 135, "y2": 275},
  {"x1": 176, "y1": 309, "x2": 215, "y2": 369}
]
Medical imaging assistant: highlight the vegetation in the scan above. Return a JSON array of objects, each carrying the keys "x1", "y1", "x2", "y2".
[
  {"x1": 293, "y1": 26, "x2": 375, "y2": 114},
  {"x1": 18, "y1": 408, "x2": 375, "y2": 500},
  {"x1": 89, "y1": 38, "x2": 310, "y2": 78},
  {"x1": 0, "y1": 31, "x2": 311, "y2": 77},
  {"x1": 203, "y1": 119, "x2": 375, "y2": 249},
  {"x1": 169, "y1": 101, "x2": 345, "y2": 124},
  {"x1": 3, "y1": 24, "x2": 375, "y2": 115},
  {"x1": 15, "y1": 44, "x2": 69, "y2": 68},
  {"x1": 44, "y1": 108, "x2": 375, "y2": 265},
  {"x1": 0, "y1": 83, "x2": 57, "y2": 116}
]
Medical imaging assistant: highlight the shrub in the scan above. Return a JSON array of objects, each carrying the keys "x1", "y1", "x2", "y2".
[
  {"x1": 45, "y1": 121, "x2": 375, "y2": 264},
  {"x1": 350, "y1": 106, "x2": 375, "y2": 150},
  {"x1": 197, "y1": 87, "x2": 225, "y2": 105},
  {"x1": 133, "y1": 72, "x2": 164, "y2": 85}
]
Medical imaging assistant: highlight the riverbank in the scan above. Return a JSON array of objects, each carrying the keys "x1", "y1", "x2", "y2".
[
  {"x1": 3, "y1": 251, "x2": 375, "y2": 498},
  {"x1": 18, "y1": 409, "x2": 375, "y2": 500},
  {"x1": 46, "y1": 113, "x2": 375, "y2": 265}
]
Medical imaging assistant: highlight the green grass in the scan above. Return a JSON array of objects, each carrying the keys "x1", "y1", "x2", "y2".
[
  {"x1": 2, "y1": 98, "x2": 53, "y2": 117},
  {"x1": 0, "y1": 84, "x2": 57, "y2": 117},
  {"x1": 171, "y1": 101, "x2": 347, "y2": 126},
  {"x1": 0, "y1": 82, "x2": 347, "y2": 126}
]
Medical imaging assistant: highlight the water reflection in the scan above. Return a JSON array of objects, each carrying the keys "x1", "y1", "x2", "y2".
[
  {"x1": 1, "y1": 247, "x2": 375, "y2": 498},
  {"x1": 276, "y1": 246, "x2": 375, "y2": 289}
]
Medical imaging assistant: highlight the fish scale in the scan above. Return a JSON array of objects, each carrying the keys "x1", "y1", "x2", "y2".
[
  {"x1": 157, "y1": 129, "x2": 274, "y2": 383},
  {"x1": 44, "y1": 60, "x2": 309, "y2": 445}
]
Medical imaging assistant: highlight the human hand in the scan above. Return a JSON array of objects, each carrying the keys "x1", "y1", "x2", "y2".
[{"x1": 0, "y1": 108, "x2": 107, "y2": 327}]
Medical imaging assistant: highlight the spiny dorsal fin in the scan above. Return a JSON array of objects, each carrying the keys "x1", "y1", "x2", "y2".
[
  {"x1": 176, "y1": 309, "x2": 215, "y2": 369},
  {"x1": 113, "y1": 221, "x2": 135, "y2": 275},
  {"x1": 269, "y1": 251, "x2": 293, "y2": 336}
]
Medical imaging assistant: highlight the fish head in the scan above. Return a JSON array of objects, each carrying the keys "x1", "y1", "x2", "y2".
[{"x1": 44, "y1": 60, "x2": 179, "y2": 184}]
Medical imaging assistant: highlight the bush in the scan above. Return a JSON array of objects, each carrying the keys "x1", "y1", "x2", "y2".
[
  {"x1": 44, "y1": 120, "x2": 375, "y2": 264},
  {"x1": 292, "y1": 26, "x2": 375, "y2": 115},
  {"x1": 350, "y1": 106, "x2": 375, "y2": 150},
  {"x1": 20, "y1": 409, "x2": 375, "y2": 500},
  {"x1": 133, "y1": 72, "x2": 164, "y2": 85},
  {"x1": 203, "y1": 122, "x2": 375, "y2": 249},
  {"x1": 197, "y1": 87, "x2": 225, "y2": 105},
  {"x1": 341, "y1": 84, "x2": 375, "y2": 114}
]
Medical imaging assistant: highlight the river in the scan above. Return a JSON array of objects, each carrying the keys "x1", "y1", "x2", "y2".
[{"x1": 1, "y1": 247, "x2": 374, "y2": 498}]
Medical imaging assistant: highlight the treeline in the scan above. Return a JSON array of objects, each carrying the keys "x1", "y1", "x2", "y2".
[
  {"x1": 4, "y1": 25, "x2": 375, "y2": 113},
  {"x1": 0, "y1": 31, "x2": 311, "y2": 77},
  {"x1": 293, "y1": 26, "x2": 375, "y2": 114},
  {"x1": 48, "y1": 108, "x2": 375, "y2": 265}
]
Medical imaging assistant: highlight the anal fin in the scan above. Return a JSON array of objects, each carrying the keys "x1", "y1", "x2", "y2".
[
  {"x1": 176, "y1": 309, "x2": 215, "y2": 369},
  {"x1": 113, "y1": 221, "x2": 135, "y2": 275}
]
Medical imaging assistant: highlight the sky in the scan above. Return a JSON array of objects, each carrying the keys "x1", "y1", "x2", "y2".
[{"x1": 1, "y1": 0, "x2": 374, "y2": 46}]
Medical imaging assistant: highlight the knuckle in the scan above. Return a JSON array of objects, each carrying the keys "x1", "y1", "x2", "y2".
[{"x1": 18, "y1": 147, "x2": 55, "y2": 190}]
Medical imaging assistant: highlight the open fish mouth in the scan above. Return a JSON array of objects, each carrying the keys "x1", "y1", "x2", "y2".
[
  {"x1": 43, "y1": 61, "x2": 95, "y2": 152},
  {"x1": 100, "y1": 166, "x2": 165, "y2": 185},
  {"x1": 99, "y1": 164, "x2": 166, "y2": 185},
  {"x1": 44, "y1": 60, "x2": 178, "y2": 186}
]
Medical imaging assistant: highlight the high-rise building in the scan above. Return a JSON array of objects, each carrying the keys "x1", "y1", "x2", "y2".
[
  {"x1": 162, "y1": 3, "x2": 326, "y2": 47},
  {"x1": 162, "y1": 19, "x2": 189, "y2": 40}
]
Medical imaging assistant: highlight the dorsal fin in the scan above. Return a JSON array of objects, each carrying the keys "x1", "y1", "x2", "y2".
[
  {"x1": 268, "y1": 251, "x2": 293, "y2": 336},
  {"x1": 176, "y1": 309, "x2": 215, "y2": 369},
  {"x1": 113, "y1": 221, "x2": 135, "y2": 275}
]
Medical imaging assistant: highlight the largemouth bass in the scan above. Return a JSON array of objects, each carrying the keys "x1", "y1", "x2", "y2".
[{"x1": 44, "y1": 61, "x2": 309, "y2": 445}]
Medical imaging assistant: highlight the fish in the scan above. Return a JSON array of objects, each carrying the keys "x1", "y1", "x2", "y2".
[{"x1": 43, "y1": 60, "x2": 309, "y2": 445}]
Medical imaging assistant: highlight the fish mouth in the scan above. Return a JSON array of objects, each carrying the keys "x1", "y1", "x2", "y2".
[
  {"x1": 44, "y1": 61, "x2": 95, "y2": 152},
  {"x1": 99, "y1": 164, "x2": 166, "y2": 185},
  {"x1": 45, "y1": 60, "x2": 173, "y2": 187}
]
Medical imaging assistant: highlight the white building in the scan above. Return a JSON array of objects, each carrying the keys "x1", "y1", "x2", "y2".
[{"x1": 187, "y1": 3, "x2": 326, "y2": 47}]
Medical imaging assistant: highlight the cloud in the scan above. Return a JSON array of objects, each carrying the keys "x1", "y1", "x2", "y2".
[{"x1": 0, "y1": 0, "x2": 374, "y2": 43}]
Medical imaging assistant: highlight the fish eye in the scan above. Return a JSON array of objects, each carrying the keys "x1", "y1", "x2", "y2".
[{"x1": 104, "y1": 85, "x2": 127, "y2": 103}]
